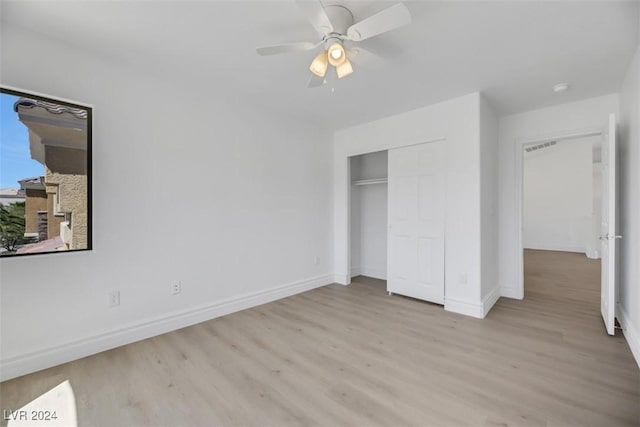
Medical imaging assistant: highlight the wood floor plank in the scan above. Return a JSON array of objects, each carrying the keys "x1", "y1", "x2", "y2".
[{"x1": 1, "y1": 250, "x2": 639, "y2": 426}]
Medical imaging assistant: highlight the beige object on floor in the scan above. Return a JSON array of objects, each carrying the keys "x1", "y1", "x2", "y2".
[{"x1": 6, "y1": 380, "x2": 76, "y2": 427}]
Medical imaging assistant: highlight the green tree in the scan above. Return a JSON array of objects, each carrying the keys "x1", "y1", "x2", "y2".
[{"x1": 0, "y1": 201, "x2": 26, "y2": 253}]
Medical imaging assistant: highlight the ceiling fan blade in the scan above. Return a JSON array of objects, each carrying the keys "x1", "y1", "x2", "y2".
[
  {"x1": 308, "y1": 73, "x2": 325, "y2": 88},
  {"x1": 256, "y1": 41, "x2": 318, "y2": 56},
  {"x1": 346, "y1": 3, "x2": 411, "y2": 42},
  {"x1": 347, "y1": 47, "x2": 384, "y2": 66},
  {"x1": 295, "y1": 0, "x2": 333, "y2": 35}
]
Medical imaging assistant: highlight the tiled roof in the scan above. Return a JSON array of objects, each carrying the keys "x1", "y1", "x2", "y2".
[
  {"x1": 14, "y1": 98, "x2": 88, "y2": 119},
  {"x1": 0, "y1": 188, "x2": 23, "y2": 196},
  {"x1": 19, "y1": 176, "x2": 45, "y2": 190},
  {"x1": 19, "y1": 176, "x2": 44, "y2": 185}
]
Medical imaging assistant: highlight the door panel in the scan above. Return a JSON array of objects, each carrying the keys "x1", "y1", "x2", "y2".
[
  {"x1": 418, "y1": 176, "x2": 435, "y2": 221},
  {"x1": 394, "y1": 177, "x2": 412, "y2": 221},
  {"x1": 394, "y1": 235, "x2": 412, "y2": 279},
  {"x1": 417, "y1": 238, "x2": 436, "y2": 284},
  {"x1": 601, "y1": 114, "x2": 617, "y2": 335},
  {"x1": 387, "y1": 141, "x2": 445, "y2": 304}
]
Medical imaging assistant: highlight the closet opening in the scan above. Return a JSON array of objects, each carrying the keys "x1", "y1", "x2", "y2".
[
  {"x1": 347, "y1": 140, "x2": 446, "y2": 306},
  {"x1": 349, "y1": 150, "x2": 388, "y2": 289}
]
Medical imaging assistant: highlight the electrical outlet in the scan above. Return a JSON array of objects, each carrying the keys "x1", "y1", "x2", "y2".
[
  {"x1": 314, "y1": 256, "x2": 320, "y2": 265},
  {"x1": 171, "y1": 281, "x2": 181, "y2": 295},
  {"x1": 108, "y1": 291, "x2": 120, "y2": 307}
]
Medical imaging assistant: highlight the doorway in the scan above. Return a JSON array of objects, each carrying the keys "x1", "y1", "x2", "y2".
[
  {"x1": 516, "y1": 115, "x2": 618, "y2": 334},
  {"x1": 522, "y1": 135, "x2": 602, "y2": 259},
  {"x1": 521, "y1": 134, "x2": 602, "y2": 306}
]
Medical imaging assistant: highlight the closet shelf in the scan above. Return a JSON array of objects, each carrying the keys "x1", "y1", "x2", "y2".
[{"x1": 352, "y1": 178, "x2": 388, "y2": 186}]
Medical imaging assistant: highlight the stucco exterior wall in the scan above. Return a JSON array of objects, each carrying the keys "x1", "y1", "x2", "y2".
[
  {"x1": 45, "y1": 187, "x2": 64, "y2": 240},
  {"x1": 24, "y1": 189, "x2": 46, "y2": 235},
  {"x1": 44, "y1": 146, "x2": 88, "y2": 250}
]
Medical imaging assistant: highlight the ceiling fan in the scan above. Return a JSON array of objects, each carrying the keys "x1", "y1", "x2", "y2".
[{"x1": 256, "y1": 0, "x2": 411, "y2": 88}]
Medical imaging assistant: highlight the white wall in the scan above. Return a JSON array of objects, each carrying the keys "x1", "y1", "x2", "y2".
[
  {"x1": 0, "y1": 24, "x2": 334, "y2": 380},
  {"x1": 334, "y1": 93, "x2": 492, "y2": 318},
  {"x1": 618, "y1": 42, "x2": 640, "y2": 367},
  {"x1": 479, "y1": 96, "x2": 499, "y2": 310},
  {"x1": 523, "y1": 137, "x2": 594, "y2": 254},
  {"x1": 350, "y1": 151, "x2": 388, "y2": 280},
  {"x1": 498, "y1": 94, "x2": 619, "y2": 299}
]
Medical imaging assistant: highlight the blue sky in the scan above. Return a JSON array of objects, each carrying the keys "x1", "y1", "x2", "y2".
[{"x1": 0, "y1": 93, "x2": 44, "y2": 188}]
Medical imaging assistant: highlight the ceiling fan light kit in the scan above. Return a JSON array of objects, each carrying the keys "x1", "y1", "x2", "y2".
[
  {"x1": 309, "y1": 38, "x2": 351, "y2": 79},
  {"x1": 256, "y1": 0, "x2": 411, "y2": 87},
  {"x1": 336, "y1": 58, "x2": 354, "y2": 79},
  {"x1": 310, "y1": 50, "x2": 329, "y2": 77},
  {"x1": 327, "y1": 41, "x2": 346, "y2": 66}
]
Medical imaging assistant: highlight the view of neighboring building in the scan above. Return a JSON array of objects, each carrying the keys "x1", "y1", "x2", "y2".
[
  {"x1": 0, "y1": 188, "x2": 25, "y2": 207},
  {"x1": 18, "y1": 176, "x2": 65, "y2": 242},
  {"x1": 14, "y1": 98, "x2": 89, "y2": 251}
]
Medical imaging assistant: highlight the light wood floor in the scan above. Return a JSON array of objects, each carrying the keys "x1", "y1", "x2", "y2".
[{"x1": 1, "y1": 250, "x2": 639, "y2": 426}]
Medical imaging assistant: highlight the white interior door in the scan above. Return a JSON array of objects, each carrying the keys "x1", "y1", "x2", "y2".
[
  {"x1": 600, "y1": 113, "x2": 618, "y2": 335},
  {"x1": 387, "y1": 141, "x2": 445, "y2": 304}
]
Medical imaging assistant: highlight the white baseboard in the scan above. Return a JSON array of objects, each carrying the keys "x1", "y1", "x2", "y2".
[
  {"x1": 359, "y1": 266, "x2": 386, "y2": 281},
  {"x1": 523, "y1": 243, "x2": 585, "y2": 253},
  {"x1": 617, "y1": 304, "x2": 640, "y2": 369},
  {"x1": 482, "y1": 287, "x2": 501, "y2": 317},
  {"x1": 334, "y1": 273, "x2": 350, "y2": 285},
  {"x1": 0, "y1": 274, "x2": 334, "y2": 382},
  {"x1": 445, "y1": 289, "x2": 500, "y2": 319},
  {"x1": 445, "y1": 297, "x2": 484, "y2": 319},
  {"x1": 351, "y1": 266, "x2": 386, "y2": 280},
  {"x1": 500, "y1": 285, "x2": 524, "y2": 300},
  {"x1": 350, "y1": 266, "x2": 361, "y2": 278},
  {"x1": 585, "y1": 249, "x2": 600, "y2": 259}
]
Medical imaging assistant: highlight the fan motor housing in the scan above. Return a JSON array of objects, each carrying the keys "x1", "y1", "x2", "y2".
[{"x1": 324, "y1": 5, "x2": 354, "y2": 36}]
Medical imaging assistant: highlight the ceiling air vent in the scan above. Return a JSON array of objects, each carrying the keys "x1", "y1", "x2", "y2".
[{"x1": 525, "y1": 140, "x2": 557, "y2": 152}]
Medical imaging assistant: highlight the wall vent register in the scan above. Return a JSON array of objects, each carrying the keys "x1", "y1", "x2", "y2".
[{"x1": 525, "y1": 140, "x2": 557, "y2": 153}]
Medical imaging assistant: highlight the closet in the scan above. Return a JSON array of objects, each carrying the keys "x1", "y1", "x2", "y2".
[
  {"x1": 349, "y1": 141, "x2": 445, "y2": 305},
  {"x1": 350, "y1": 150, "x2": 388, "y2": 280}
]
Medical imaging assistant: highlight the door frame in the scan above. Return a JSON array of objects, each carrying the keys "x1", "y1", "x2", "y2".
[{"x1": 514, "y1": 126, "x2": 603, "y2": 298}]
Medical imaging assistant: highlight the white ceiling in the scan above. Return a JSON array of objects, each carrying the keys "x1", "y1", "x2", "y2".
[{"x1": 2, "y1": 1, "x2": 638, "y2": 130}]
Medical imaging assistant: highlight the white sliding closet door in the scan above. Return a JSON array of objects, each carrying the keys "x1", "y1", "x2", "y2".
[{"x1": 387, "y1": 141, "x2": 445, "y2": 304}]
